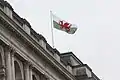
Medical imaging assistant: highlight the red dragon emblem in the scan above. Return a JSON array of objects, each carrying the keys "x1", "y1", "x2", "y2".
[{"x1": 59, "y1": 21, "x2": 71, "y2": 32}]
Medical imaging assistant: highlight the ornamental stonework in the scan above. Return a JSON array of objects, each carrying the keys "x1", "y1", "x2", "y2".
[{"x1": 0, "y1": 0, "x2": 100, "y2": 80}]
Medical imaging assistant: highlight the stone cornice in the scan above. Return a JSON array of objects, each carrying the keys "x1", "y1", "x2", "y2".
[{"x1": 0, "y1": 9, "x2": 76, "y2": 80}]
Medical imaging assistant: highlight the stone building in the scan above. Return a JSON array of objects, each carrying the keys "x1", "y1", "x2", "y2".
[{"x1": 0, "y1": 0, "x2": 100, "y2": 80}]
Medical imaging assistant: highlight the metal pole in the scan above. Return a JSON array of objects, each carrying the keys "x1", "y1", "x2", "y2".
[{"x1": 50, "y1": 11, "x2": 55, "y2": 48}]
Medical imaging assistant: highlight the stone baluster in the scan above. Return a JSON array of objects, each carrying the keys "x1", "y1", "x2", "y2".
[{"x1": 4, "y1": 1, "x2": 13, "y2": 18}]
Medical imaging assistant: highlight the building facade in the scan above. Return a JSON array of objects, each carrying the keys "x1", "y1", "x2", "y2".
[{"x1": 0, "y1": 0, "x2": 100, "y2": 80}]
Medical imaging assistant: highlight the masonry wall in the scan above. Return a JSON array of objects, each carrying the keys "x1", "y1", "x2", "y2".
[
  {"x1": 0, "y1": 16, "x2": 71, "y2": 80},
  {"x1": 0, "y1": 1, "x2": 101, "y2": 80}
]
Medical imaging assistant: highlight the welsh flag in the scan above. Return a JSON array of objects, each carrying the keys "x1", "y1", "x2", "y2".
[{"x1": 52, "y1": 14, "x2": 77, "y2": 34}]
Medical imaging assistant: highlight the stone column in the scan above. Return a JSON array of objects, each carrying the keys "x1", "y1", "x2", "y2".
[
  {"x1": 0, "y1": 45, "x2": 5, "y2": 80},
  {"x1": 29, "y1": 64, "x2": 33, "y2": 80},
  {"x1": 5, "y1": 46, "x2": 12, "y2": 80},
  {"x1": 24, "y1": 61, "x2": 30, "y2": 80},
  {"x1": 11, "y1": 51, "x2": 15, "y2": 80}
]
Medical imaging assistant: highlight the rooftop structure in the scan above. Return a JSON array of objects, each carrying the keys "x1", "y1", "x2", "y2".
[{"x1": 0, "y1": 0, "x2": 100, "y2": 80}]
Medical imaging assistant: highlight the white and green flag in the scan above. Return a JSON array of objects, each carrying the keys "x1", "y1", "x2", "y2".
[{"x1": 52, "y1": 14, "x2": 77, "y2": 34}]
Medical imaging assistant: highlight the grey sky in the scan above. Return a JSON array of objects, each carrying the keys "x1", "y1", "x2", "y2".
[{"x1": 6, "y1": 0, "x2": 120, "y2": 80}]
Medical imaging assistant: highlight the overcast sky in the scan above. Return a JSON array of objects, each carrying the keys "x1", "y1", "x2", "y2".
[{"x1": 6, "y1": 0, "x2": 120, "y2": 80}]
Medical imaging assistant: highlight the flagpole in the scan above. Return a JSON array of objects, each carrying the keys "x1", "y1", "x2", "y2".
[{"x1": 50, "y1": 11, "x2": 55, "y2": 48}]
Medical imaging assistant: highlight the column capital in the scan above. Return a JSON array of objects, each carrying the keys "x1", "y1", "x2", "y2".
[
  {"x1": 0, "y1": 45, "x2": 3, "y2": 52},
  {"x1": 23, "y1": 60, "x2": 32, "y2": 66},
  {"x1": 5, "y1": 45, "x2": 16, "y2": 56},
  {"x1": 5, "y1": 45, "x2": 12, "y2": 53},
  {"x1": 29, "y1": 63, "x2": 33, "y2": 69}
]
